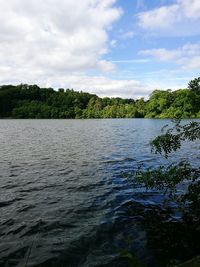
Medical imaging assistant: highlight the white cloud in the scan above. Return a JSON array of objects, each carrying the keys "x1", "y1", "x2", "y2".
[
  {"x1": 139, "y1": 43, "x2": 200, "y2": 69},
  {"x1": 121, "y1": 31, "x2": 135, "y2": 39},
  {"x1": 138, "y1": 0, "x2": 200, "y2": 35},
  {"x1": 112, "y1": 59, "x2": 150, "y2": 63},
  {"x1": 0, "y1": 63, "x2": 151, "y2": 99},
  {"x1": 140, "y1": 48, "x2": 181, "y2": 61},
  {"x1": 110, "y1": 39, "x2": 117, "y2": 47},
  {"x1": 180, "y1": 0, "x2": 200, "y2": 19},
  {"x1": 0, "y1": 1, "x2": 155, "y2": 99},
  {"x1": 0, "y1": 0, "x2": 122, "y2": 85},
  {"x1": 53, "y1": 75, "x2": 151, "y2": 99},
  {"x1": 182, "y1": 56, "x2": 200, "y2": 69},
  {"x1": 138, "y1": 4, "x2": 180, "y2": 29}
]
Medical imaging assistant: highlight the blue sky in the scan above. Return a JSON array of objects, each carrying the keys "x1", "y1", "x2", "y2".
[
  {"x1": 105, "y1": 0, "x2": 200, "y2": 94},
  {"x1": 0, "y1": 0, "x2": 200, "y2": 98}
]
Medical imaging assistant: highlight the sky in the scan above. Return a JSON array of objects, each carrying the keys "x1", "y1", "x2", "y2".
[{"x1": 0, "y1": 0, "x2": 200, "y2": 99}]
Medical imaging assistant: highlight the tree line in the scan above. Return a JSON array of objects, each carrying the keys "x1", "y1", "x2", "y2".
[{"x1": 0, "y1": 78, "x2": 199, "y2": 119}]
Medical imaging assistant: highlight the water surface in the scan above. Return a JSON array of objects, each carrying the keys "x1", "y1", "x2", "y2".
[{"x1": 0, "y1": 119, "x2": 199, "y2": 267}]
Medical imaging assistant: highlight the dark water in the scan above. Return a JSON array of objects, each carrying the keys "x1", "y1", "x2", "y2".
[{"x1": 0, "y1": 119, "x2": 199, "y2": 267}]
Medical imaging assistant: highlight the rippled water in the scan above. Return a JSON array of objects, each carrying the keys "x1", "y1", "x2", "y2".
[{"x1": 0, "y1": 119, "x2": 199, "y2": 267}]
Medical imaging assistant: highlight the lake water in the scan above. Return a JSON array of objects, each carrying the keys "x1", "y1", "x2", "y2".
[{"x1": 0, "y1": 119, "x2": 199, "y2": 267}]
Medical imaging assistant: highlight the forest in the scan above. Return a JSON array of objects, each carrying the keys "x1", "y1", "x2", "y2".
[{"x1": 0, "y1": 78, "x2": 200, "y2": 119}]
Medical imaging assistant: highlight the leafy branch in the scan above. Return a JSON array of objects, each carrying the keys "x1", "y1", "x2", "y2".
[
  {"x1": 135, "y1": 161, "x2": 199, "y2": 197},
  {"x1": 151, "y1": 121, "x2": 200, "y2": 158}
]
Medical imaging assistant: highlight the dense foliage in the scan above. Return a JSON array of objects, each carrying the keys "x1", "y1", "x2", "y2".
[{"x1": 0, "y1": 78, "x2": 200, "y2": 118}]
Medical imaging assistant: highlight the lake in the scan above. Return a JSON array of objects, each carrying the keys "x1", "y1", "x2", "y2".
[{"x1": 0, "y1": 119, "x2": 199, "y2": 267}]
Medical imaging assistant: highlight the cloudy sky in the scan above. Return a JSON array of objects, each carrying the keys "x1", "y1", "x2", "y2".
[{"x1": 0, "y1": 0, "x2": 200, "y2": 98}]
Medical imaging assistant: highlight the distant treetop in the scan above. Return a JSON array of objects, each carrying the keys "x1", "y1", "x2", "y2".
[{"x1": 188, "y1": 77, "x2": 200, "y2": 92}]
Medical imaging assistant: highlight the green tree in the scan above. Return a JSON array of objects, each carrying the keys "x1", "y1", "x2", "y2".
[
  {"x1": 145, "y1": 90, "x2": 174, "y2": 118},
  {"x1": 188, "y1": 77, "x2": 200, "y2": 92},
  {"x1": 0, "y1": 79, "x2": 199, "y2": 119},
  {"x1": 135, "y1": 98, "x2": 146, "y2": 118}
]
